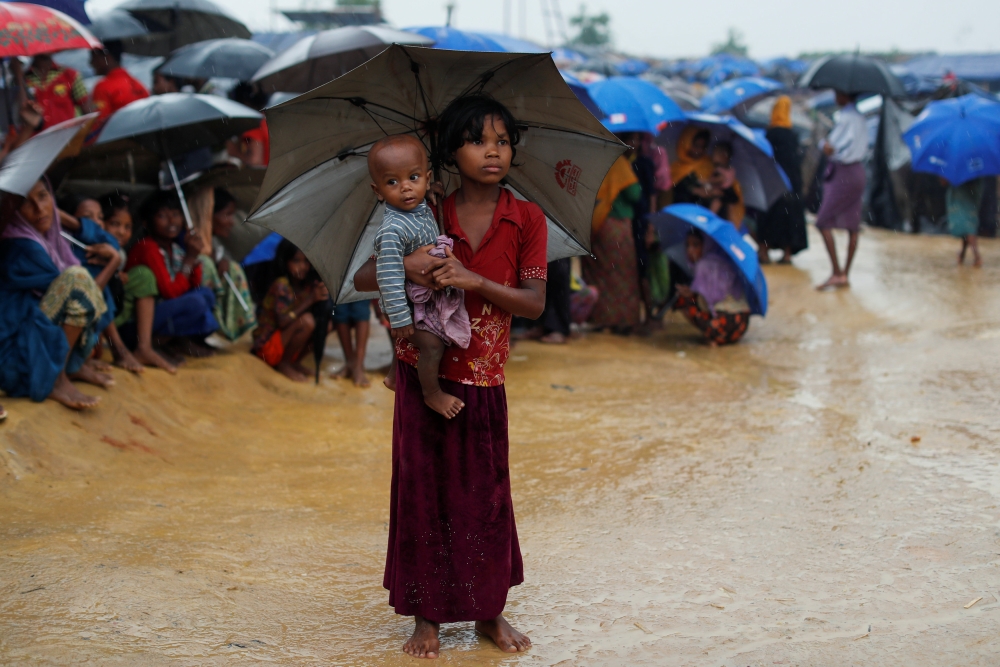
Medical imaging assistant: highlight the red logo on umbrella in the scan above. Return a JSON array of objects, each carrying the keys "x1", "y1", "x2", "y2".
[{"x1": 555, "y1": 159, "x2": 580, "y2": 196}]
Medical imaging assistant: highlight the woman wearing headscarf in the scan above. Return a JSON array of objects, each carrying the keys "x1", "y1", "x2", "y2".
[
  {"x1": 670, "y1": 127, "x2": 715, "y2": 206},
  {"x1": 672, "y1": 230, "x2": 751, "y2": 346},
  {"x1": 582, "y1": 155, "x2": 643, "y2": 334},
  {"x1": 0, "y1": 179, "x2": 120, "y2": 409},
  {"x1": 815, "y1": 91, "x2": 868, "y2": 289},
  {"x1": 758, "y1": 96, "x2": 808, "y2": 263}
]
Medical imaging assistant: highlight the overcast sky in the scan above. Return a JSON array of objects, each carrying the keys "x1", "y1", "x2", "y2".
[{"x1": 86, "y1": 0, "x2": 999, "y2": 58}]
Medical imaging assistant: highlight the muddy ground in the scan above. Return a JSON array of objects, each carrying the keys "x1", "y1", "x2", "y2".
[{"x1": 2, "y1": 227, "x2": 999, "y2": 665}]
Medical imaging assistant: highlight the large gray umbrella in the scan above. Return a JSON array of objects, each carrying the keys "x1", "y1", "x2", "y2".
[
  {"x1": 0, "y1": 114, "x2": 97, "y2": 197},
  {"x1": 247, "y1": 44, "x2": 625, "y2": 305},
  {"x1": 799, "y1": 54, "x2": 905, "y2": 97},
  {"x1": 97, "y1": 93, "x2": 261, "y2": 229},
  {"x1": 89, "y1": 9, "x2": 150, "y2": 44},
  {"x1": 158, "y1": 38, "x2": 274, "y2": 81},
  {"x1": 116, "y1": 0, "x2": 251, "y2": 57},
  {"x1": 251, "y1": 26, "x2": 433, "y2": 94}
]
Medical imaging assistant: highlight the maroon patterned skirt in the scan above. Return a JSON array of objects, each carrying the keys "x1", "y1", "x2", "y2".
[
  {"x1": 383, "y1": 362, "x2": 523, "y2": 623},
  {"x1": 675, "y1": 294, "x2": 750, "y2": 345}
]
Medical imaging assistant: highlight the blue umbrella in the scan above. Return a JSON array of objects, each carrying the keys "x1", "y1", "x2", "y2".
[
  {"x1": 552, "y1": 46, "x2": 587, "y2": 65},
  {"x1": 403, "y1": 26, "x2": 506, "y2": 51},
  {"x1": 700, "y1": 76, "x2": 783, "y2": 115},
  {"x1": 25, "y1": 0, "x2": 89, "y2": 24},
  {"x1": 902, "y1": 94, "x2": 1000, "y2": 186},
  {"x1": 587, "y1": 76, "x2": 686, "y2": 134},
  {"x1": 658, "y1": 112, "x2": 789, "y2": 211},
  {"x1": 471, "y1": 31, "x2": 547, "y2": 53},
  {"x1": 616, "y1": 58, "x2": 649, "y2": 76},
  {"x1": 650, "y1": 203, "x2": 768, "y2": 316},
  {"x1": 561, "y1": 71, "x2": 603, "y2": 118}
]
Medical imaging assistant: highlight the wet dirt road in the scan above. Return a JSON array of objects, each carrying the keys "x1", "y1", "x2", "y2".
[{"x1": 2, "y1": 227, "x2": 1000, "y2": 665}]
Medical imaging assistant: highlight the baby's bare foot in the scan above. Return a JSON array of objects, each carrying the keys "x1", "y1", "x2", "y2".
[
  {"x1": 134, "y1": 345, "x2": 177, "y2": 374},
  {"x1": 424, "y1": 390, "x2": 464, "y2": 419},
  {"x1": 403, "y1": 616, "x2": 439, "y2": 659},
  {"x1": 49, "y1": 373, "x2": 100, "y2": 410},
  {"x1": 475, "y1": 615, "x2": 531, "y2": 654}
]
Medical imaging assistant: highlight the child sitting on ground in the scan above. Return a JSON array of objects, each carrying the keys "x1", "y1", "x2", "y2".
[
  {"x1": 369, "y1": 134, "x2": 471, "y2": 419},
  {"x1": 251, "y1": 239, "x2": 330, "y2": 382}
]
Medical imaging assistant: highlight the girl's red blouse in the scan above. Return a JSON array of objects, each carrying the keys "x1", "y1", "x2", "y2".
[{"x1": 396, "y1": 188, "x2": 548, "y2": 387}]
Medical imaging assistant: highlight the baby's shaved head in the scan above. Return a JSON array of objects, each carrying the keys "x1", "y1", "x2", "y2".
[{"x1": 367, "y1": 134, "x2": 428, "y2": 178}]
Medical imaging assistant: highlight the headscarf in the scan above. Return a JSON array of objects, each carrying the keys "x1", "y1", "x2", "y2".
[
  {"x1": 639, "y1": 133, "x2": 672, "y2": 191},
  {"x1": 770, "y1": 95, "x2": 793, "y2": 129},
  {"x1": 0, "y1": 179, "x2": 79, "y2": 272},
  {"x1": 690, "y1": 236, "x2": 744, "y2": 315},
  {"x1": 670, "y1": 126, "x2": 714, "y2": 185},
  {"x1": 591, "y1": 155, "x2": 639, "y2": 233}
]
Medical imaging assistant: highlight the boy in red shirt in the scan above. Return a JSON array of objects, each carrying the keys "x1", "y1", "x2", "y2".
[
  {"x1": 24, "y1": 54, "x2": 88, "y2": 127},
  {"x1": 90, "y1": 41, "x2": 149, "y2": 119}
]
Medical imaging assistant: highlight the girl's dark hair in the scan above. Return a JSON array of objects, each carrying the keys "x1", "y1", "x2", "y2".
[
  {"x1": 693, "y1": 129, "x2": 711, "y2": 145},
  {"x1": 140, "y1": 191, "x2": 182, "y2": 228},
  {"x1": 213, "y1": 188, "x2": 236, "y2": 214},
  {"x1": 99, "y1": 192, "x2": 130, "y2": 221},
  {"x1": 274, "y1": 238, "x2": 304, "y2": 279},
  {"x1": 432, "y1": 94, "x2": 520, "y2": 171},
  {"x1": 687, "y1": 228, "x2": 704, "y2": 242}
]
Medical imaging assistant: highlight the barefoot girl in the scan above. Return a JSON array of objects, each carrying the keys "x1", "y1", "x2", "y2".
[
  {"x1": 354, "y1": 95, "x2": 546, "y2": 659},
  {"x1": 0, "y1": 179, "x2": 119, "y2": 409},
  {"x1": 252, "y1": 239, "x2": 330, "y2": 382}
]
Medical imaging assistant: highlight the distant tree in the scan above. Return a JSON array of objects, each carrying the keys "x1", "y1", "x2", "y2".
[
  {"x1": 568, "y1": 4, "x2": 611, "y2": 47},
  {"x1": 711, "y1": 28, "x2": 748, "y2": 57}
]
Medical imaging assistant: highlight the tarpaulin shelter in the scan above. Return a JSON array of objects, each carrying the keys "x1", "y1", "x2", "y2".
[{"x1": 903, "y1": 53, "x2": 1000, "y2": 92}]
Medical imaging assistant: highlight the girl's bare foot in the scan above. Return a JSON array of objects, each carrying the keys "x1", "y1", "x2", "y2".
[
  {"x1": 403, "y1": 616, "x2": 439, "y2": 659},
  {"x1": 539, "y1": 331, "x2": 567, "y2": 344},
  {"x1": 475, "y1": 614, "x2": 531, "y2": 654},
  {"x1": 134, "y1": 345, "x2": 177, "y2": 374},
  {"x1": 88, "y1": 358, "x2": 113, "y2": 373},
  {"x1": 113, "y1": 349, "x2": 145, "y2": 374},
  {"x1": 816, "y1": 274, "x2": 848, "y2": 291},
  {"x1": 292, "y1": 361, "x2": 313, "y2": 378},
  {"x1": 332, "y1": 363, "x2": 353, "y2": 380},
  {"x1": 424, "y1": 389, "x2": 464, "y2": 418},
  {"x1": 49, "y1": 373, "x2": 100, "y2": 410},
  {"x1": 352, "y1": 364, "x2": 370, "y2": 388},
  {"x1": 276, "y1": 360, "x2": 309, "y2": 382},
  {"x1": 70, "y1": 362, "x2": 115, "y2": 388}
]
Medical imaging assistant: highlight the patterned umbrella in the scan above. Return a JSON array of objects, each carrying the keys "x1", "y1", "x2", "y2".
[{"x1": 0, "y1": 1, "x2": 101, "y2": 56}]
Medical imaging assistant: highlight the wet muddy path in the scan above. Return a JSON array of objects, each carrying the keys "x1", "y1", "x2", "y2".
[{"x1": 3, "y1": 228, "x2": 1000, "y2": 665}]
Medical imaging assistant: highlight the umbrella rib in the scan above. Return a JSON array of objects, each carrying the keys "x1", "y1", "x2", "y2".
[{"x1": 311, "y1": 97, "x2": 421, "y2": 124}]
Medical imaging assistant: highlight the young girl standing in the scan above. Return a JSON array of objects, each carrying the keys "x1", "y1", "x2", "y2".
[{"x1": 355, "y1": 95, "x2": 547, "y2": 659}]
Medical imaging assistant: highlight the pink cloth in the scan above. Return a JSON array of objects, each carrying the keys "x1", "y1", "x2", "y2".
[
  {"x1": 641, "y1": 133, "x2": 673, "y2": 191},
  {"x1": 405, "y1": 235, "x2": 472, "y2": 349}
]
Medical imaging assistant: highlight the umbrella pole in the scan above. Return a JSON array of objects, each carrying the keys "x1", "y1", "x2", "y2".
[
  {"x1": 223, "y1": 271, "x2": 251, "y2": 313},
  {"x1": 167, "y1": 157, "x2": 196, "y2": 230}
]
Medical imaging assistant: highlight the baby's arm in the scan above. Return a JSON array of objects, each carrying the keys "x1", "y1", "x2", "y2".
[{"x1": 374, "y1": 224, "x2": 414, "y2": 335}]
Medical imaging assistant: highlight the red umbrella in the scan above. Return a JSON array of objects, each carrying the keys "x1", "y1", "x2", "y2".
[{"x1": 0, "y1": 2, "x2": 102, "y2": 57}]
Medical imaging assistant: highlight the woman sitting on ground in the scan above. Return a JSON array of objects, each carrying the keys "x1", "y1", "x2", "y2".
[
  {"x1": 59, "y1": 196, "x2": 144, "y2": 374},
  {"x1": 196, "y1": 188, "x2": 256, "y2": 341},
  {"x1": 673, "y1": 229, "x2": 751, "y2": 347},
  {"x1": 115, "y1": 193, "x2": 219, "y2": 371},
  {"x1": 251, "y1": 239, "x2": 330, "y2": 382},
  {"x1": 0, "y1": 179, "x2": 120, "y2": 409}
]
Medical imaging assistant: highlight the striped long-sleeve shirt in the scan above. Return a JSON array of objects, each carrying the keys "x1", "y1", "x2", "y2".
[{"x1": 374, "y1": 202, "x2": 439, "y2": 329}]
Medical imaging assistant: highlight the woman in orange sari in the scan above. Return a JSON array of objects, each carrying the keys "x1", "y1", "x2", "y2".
[{"x1": 670, "y1": 126, "x2": 715, "y2": 206}]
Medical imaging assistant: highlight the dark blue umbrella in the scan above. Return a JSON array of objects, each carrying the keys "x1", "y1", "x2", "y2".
[
  {"x1": 561, "y1": 71, "x2": 603, "y2": 119},
  {"x1": 616, "y1": 59, "x2": 649, "y2": 76},
  {"x1": 587, "y1": 76, "x2": 686, "y2": 134},
  {"x1": 650, "y1": 204, "x2": 768, "y2": 316},
  {"x1": 403, "y1": 26, "x2": 506, "y2": 51},
  {"x1": 902, "y1": 94, "x2": 1000, "y2": 186},
  {"x1": 658, "y1": 112, "x2": 790, "y2": 211},
  {"x1": 700, "y1": 76, "x2": 783, "y2": 115}
]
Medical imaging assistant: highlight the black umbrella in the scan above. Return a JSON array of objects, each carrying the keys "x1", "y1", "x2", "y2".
[
  {"x1": 158, "y1": 38, "x2": 274, "y2": 81},
  {"x1": 96, "y1": 93, "x2": 261, "y2": 231},
  {"x1": 88, "y1": 9, "x2": 150, "y2": 44},
  {"x1": 251, "y1": 25, "x2": 433, "y2": 94},
  {"x1": 799, "y1": 54, "x2": 905, "y2": 97},
  {"x1": 116, "y1": 0, "x2": 251, "y2": 57}
]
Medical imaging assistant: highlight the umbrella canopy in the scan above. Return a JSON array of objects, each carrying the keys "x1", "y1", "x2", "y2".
[
  {"x1": 88, "y1": 9, "x2": 149, "y2": 42},
  {"x1": 700, "y1": 76, "x2": 783, "y2": 115},
  {"x1": 403, "y1": 26, "x2": 505, "y2": 51},
  {"x1": 650, "y1": 203, "x2": 768, "y2": 316},
  {"x1": 471, "y1": 31, "x2": 546, "y2": 53},
  {"x1": 115, "y1": 0, "x2": 250, "y2": 57},
  {"x1": 587, "y1": 76, "x2": 686, "y2": 135},
  {"x1": 251, "y1": 26, "x2": 433, "y2": 94},
  {"x1": 0, "y1": 1, "x2": 100, "y2": 56},
  {"x1": 27, "y1": 0, "x2": 89, "y2": 24},
  {"x1": 799, "y1": 54, "x2": 905, "y2": 97},
  {"x1": 0, "y1": 113, "x2": 96, "y2": 196},
  {"x1": 247, "y1": 45, "x2": 625, "y2": 305},
  {"x1": 658, "y1": 112, "x2": 790, "y2": 212},
  {"x1": 561, "y1": 70, "x2": 603, "y2": 118},
  {"x1": 158, "y1": 38, "x2": 274, "y2": 81},
  {"x1": 902, "y1": 94, "x2": 1000, "y2": 186},
  {"x1": 96, "y1": 92, "x2": 261, "y2": 157}
]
